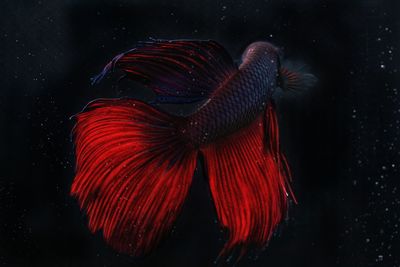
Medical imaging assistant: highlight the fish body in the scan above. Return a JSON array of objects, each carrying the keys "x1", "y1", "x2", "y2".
[{"x1": 184, "y1": 42, "x2": 279, "y2": 146}]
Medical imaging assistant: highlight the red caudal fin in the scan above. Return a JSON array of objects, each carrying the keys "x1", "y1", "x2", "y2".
[
  {"x1": 201, "y1": 102, "x2": 295, "y2": 262},
  {"x1": 71, "y1": 98, "x2": 197, "y2": 256}
]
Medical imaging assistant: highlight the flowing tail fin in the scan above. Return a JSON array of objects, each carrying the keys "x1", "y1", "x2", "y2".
[
  {"x1": 201, "y1": 102, "x2": 295, "y2": 262},
  {"x1": 71, "y1": 98, "x2": 197, "y2": 256}
]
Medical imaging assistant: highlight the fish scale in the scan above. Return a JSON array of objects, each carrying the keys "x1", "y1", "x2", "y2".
[{"x1": 183, "y1": 44, "x2": 278, "y2": 147}]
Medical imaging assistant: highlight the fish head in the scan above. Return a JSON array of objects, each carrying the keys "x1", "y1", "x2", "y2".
[
  {"x1": 242, "y1": 41, "x2": 280, "y2": 62},
  {"x1": 242, "y1": 41, "x2": 282, "y2": 73}
]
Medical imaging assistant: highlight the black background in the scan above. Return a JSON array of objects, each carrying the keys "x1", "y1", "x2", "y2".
[{"x1": 1, "y1": 0, "x2": 399, "y2": 266}]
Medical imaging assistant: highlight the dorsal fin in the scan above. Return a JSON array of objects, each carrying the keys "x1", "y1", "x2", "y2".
[{"x1": 92, "y1": 39, "x2": 238, "y2": 104}]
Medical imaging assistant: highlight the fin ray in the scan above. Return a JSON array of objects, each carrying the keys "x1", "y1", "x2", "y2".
[
  {"x1": 279, "y1": 61, "x2": 317, "y2": 92},
  {"x1": 201, "y1": 102, "x2": 293, "y2": 261},
  {"x1": 92, "y1": 40, "x2": 238, "y2": 104},
  {"x1": 71, "y1": 98, "x2": 197, "y2": 256}
]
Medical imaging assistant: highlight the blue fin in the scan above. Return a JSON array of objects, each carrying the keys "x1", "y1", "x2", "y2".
[{"x1": 92, "y1": 39, "x2": 237, "y2": 104}]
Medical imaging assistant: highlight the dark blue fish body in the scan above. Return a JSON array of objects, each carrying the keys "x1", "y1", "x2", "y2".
[{"x1": 184, "y1": 42, "x2": 279, "y2": 146}]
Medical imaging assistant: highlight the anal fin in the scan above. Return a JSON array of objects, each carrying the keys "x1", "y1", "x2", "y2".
[{"x1": 201, "y1": 102, "x2": 294, "y2": 261}]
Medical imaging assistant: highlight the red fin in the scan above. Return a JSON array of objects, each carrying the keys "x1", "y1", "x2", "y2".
[
  {"x1": 92, "y1": 40, "x2": 237, "y2": 103},
  {"x1": 201, "y1": 102, "x2": 294, "y2": 261},
  {"x1": 71, "y1": 98, "x2": 197, "y2": 256}
]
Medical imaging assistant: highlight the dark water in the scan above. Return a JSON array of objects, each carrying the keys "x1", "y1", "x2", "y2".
[{"x1": 1, "y1": 0, "x2": 399, "y2": 266}]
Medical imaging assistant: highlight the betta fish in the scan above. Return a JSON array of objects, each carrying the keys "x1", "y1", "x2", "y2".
[{"x1": 71, "y1": 39, "x2": 315, "y2": 261}]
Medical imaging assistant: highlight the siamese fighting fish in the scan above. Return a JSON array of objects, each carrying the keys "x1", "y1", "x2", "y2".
[{"x1": 71, "y1": 39, "x2": 315, "y2": 262}]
